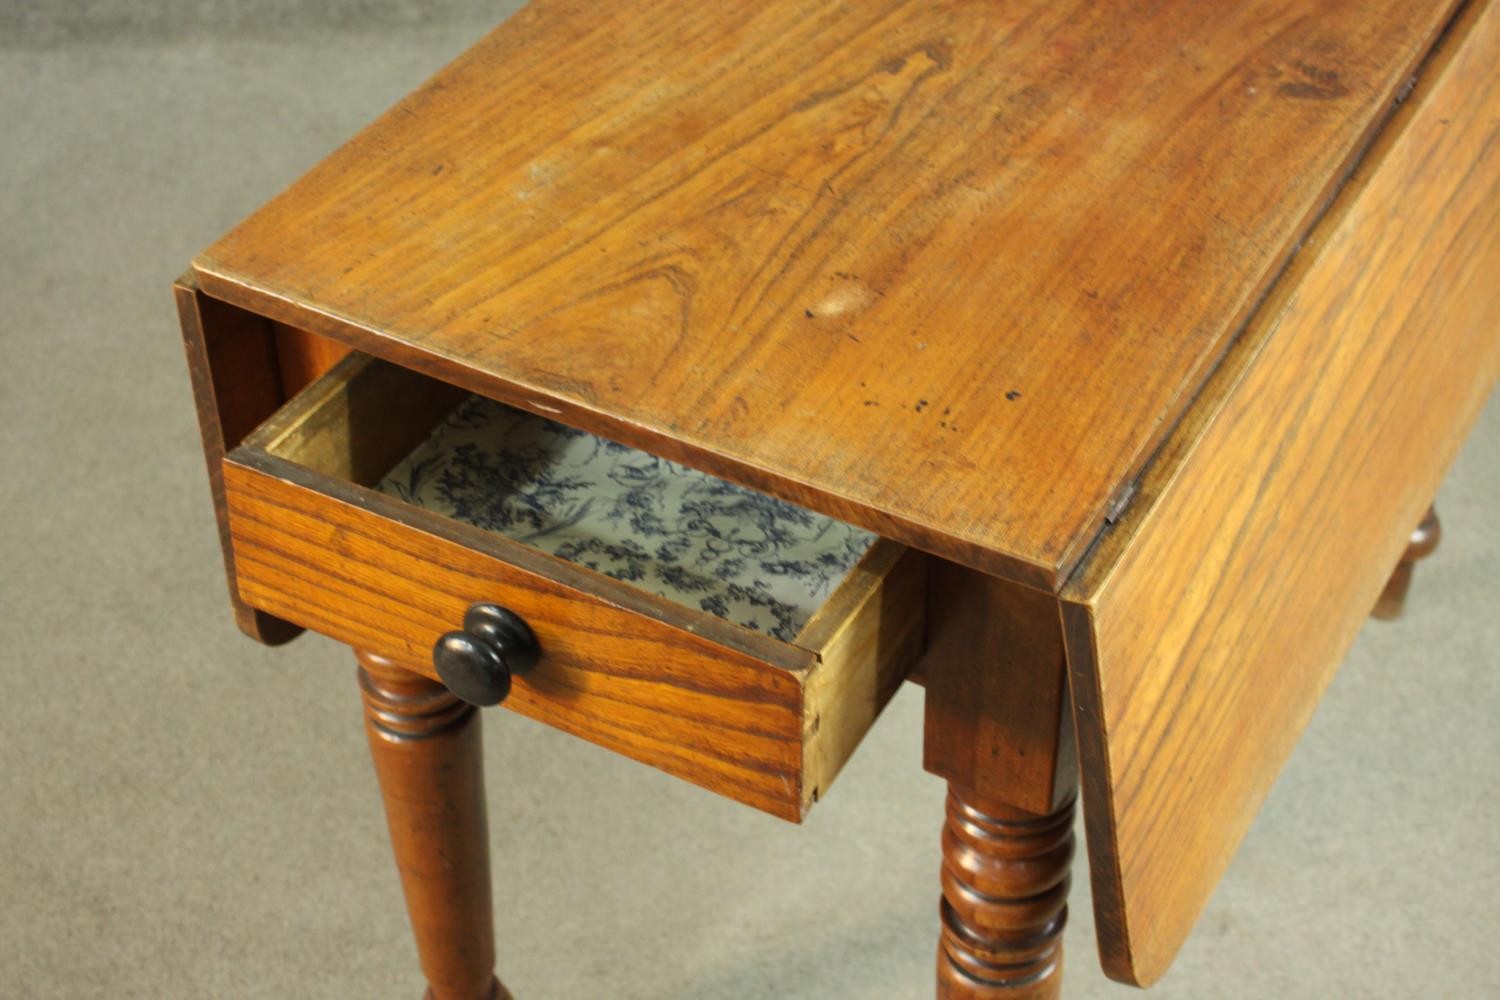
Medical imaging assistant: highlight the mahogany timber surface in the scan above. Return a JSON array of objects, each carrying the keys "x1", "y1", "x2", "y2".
[
  {"x1": 1060, "y1": 0, "x2": 1500, "y2": 985},
  {"x1": 194, "y1": 0, "x2": 1459, "y2": 589}
]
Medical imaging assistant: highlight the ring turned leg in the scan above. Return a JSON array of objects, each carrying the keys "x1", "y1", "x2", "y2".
[
  {"x1": 938, "y1": 788, "x2": 1075, "y2": 998},
  {"x1": 1372, "y1": 506, "x2": 1441, "y2": 620},
  {"x1": 922, "y1": 566, "x2": 1078, "y2": 999},
  {"x1": 357, "y1": 651, "x2": 509, "y2": 1000}
]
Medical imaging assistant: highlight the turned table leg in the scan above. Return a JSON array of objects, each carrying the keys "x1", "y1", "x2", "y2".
[
  {"x1": 922, "y1": 566, "x2": 1078, "y2": 999},
  {"x1": 938, "y1": 787, "x2": 1075, "y2": 998},
  {"x1": 357, "y1": 651, "x2": 509, "y2": 1000},
  {"x1": 1372, "y1": 505, "x2": 1441, "y2": 620}
]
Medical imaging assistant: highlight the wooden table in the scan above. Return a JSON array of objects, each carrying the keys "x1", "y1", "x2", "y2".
[{"x1": 174, "y1": 1, "x2": 1499, "y2": 995}]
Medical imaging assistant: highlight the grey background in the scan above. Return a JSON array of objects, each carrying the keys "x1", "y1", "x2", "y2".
[{"x1": 2, "y1": 2, "x2": 1497, "y2": 997}]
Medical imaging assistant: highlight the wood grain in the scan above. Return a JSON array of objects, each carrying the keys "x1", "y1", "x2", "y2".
[
  {"x1": 221, "y1": 357, "x2": 925, "y2": 820},
  {"x1": 193, "y1": 0, "x2": 1457, "y2": 589},
  {"x1": 1060, "y1": 0, "x2": 1500, "y2": 984},
  {"x1": 247, "y1": 352, "x2": 467, "y2": 488},
  {"x1": 936, "y1": 789, "x2": 1075, "y2": 1000},
  {"x1": 357, "y1": 652, "x2": 510, "y2": 1000},
  {"x1": 921, "y1": 565, "x2": 1074, "y2": 817},
  {"x1": 272, "y1": 323, "x2": 352, "y2": 398},
  {"x1": 800, "y1": 540, "x2": 927, "y2": 807},
  {"x1": 922, "y1": 570, "x2": 1077, "y2": 998},
  {"x1": 173, "y1": 273, "x2": 300, "y2": 645}
]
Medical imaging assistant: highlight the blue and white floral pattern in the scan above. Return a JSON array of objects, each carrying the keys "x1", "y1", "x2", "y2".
[{"x1": 377, "y1": 396, "x2": 875, "y2": 641}]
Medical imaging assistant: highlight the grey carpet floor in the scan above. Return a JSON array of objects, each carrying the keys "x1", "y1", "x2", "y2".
[{"x1": 2, "y1": 5, "x2": 1497, "y2": 998}]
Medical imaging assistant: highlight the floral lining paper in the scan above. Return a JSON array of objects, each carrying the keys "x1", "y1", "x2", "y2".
[{"x1": 376, "y1": 396, "x2": 876, "y2": 642}]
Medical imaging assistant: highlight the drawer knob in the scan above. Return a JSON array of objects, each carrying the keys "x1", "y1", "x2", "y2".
[{"x1": 432, "y1": 603, "x2": 541, "y2": 707}]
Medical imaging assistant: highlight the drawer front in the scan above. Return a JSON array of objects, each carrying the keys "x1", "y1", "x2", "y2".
[{"x1": 223, "y1": 355, "x2": 926, "y2": 821}]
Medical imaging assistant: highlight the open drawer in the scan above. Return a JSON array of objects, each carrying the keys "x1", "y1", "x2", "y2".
[{"x1": 221, "y1": 352, "x2": 927, "y2": 821}]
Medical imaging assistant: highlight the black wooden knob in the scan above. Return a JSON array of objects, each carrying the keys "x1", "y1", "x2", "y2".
[{"x1": 432, "y1": 603, "x2": 541, "y2": 707}]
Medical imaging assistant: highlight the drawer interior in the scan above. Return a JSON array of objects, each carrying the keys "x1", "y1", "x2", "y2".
[
  {"x1": 375, "y1": 394, "x2": 877, "y2": 643},
  {"x1": 253, "y1": 352, "x2": 885, "y2": 648},
  {"x1": 229, "y1": 351, "x2": 927, "y2": 819}
]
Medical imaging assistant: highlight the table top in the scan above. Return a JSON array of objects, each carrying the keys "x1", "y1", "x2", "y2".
[{"x1": 194, "y1": 0, "x2": 1458, "y2": 590}]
